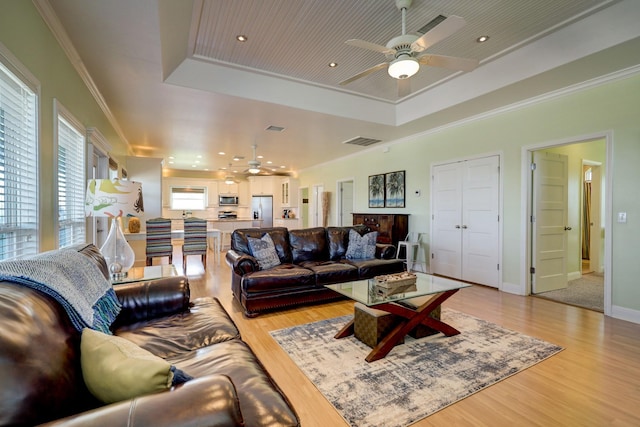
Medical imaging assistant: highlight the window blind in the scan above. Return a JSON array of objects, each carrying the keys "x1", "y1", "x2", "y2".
[
  {"x1": 57, "y1": 114, "x2": 85, "y2": 248},
  {"x1": 171, "y1": 186, "x2": 207, "y2": 210},
  {"x1": 0, "y1": 61, "x2": 38, "y2": 260}
]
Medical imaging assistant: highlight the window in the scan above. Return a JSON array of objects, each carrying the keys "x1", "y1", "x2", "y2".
[
  {"x1": 170, "y1": 186, "x2": 206, "y2": 211},
  {"x1": 56, "y1": 103, "x2": 85, "y2": 248},
  {"x1": 0, "y1": 55, "x2": 38, "y2": 260}
]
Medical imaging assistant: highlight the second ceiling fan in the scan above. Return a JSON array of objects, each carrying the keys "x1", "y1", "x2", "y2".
[{"x1": 339, "y1": 0, "x2": 479, "y2": 95}]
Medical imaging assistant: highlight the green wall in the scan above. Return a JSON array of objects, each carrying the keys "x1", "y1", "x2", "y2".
[
  {"x1": 300, "y1": 73, "x2": 640, "y2": 316},
  {"x1": 0, "y1": 1, "x2": 129, "y2": 251}
]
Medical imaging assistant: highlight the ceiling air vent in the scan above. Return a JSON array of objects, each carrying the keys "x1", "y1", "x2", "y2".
[
  {"x1": 342, "y1": 136, "x2": 382, "y2": 147},
  {"x1": 265, "y1": 125, "x2": 285, "y2": 132},
  {"x1": 417, "y1": 15, "x2": 447, "y2": 35}
]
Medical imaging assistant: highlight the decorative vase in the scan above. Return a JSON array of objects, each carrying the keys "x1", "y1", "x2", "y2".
[
  {"x1": 101, "y1": 217, "x2": 135, "y2": 279},
  {"x1": 128, "y1": 217, "x2": 141, "y2": 233}
]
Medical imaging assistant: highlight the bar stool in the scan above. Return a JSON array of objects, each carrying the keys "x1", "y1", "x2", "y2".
[{"x1": 396, "y1": 232, "x2": 426, "y2": 272}]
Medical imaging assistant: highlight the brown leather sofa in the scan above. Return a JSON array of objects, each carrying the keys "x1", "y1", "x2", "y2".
[
  {"x1": 0, "y1": 244, "x2": 298, "y2": 427},
  {"x1": 226, "y1": 226, "x2": 405, "y2": 317}
]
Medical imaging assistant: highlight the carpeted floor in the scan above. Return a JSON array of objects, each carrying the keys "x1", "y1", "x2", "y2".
[
  {"x1": 270, "y1": 309, "x2": 562, "y2": 427},
  {"x1": 535, "y1": 272, "x2": 604, "y2": 312}
]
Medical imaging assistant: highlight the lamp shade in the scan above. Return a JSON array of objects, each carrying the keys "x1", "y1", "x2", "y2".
[
  {"x1": 85, "y1": 179, "x2": 144, "y2": 218},
  {"x1": 388, "y1": 55, "x2": 419, "y2": 79}
]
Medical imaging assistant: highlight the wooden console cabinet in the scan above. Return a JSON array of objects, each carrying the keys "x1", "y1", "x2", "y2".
[{"x1": 352, "y1": 213, "x2": 409, "y2": 245}]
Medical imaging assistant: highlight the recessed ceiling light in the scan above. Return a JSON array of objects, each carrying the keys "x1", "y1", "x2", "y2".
[
  {"x1": 218, "y1": 152, "x2": 225, "y2": 155},
  {"x1": 168, "y1": 161, "x2": 174, "y2": 164},
  {"x1": 266, "y1": 161, "x2": 273, "y2": 164},
  {"x1": 232, "y1": 156, "x2": 240, "y2": 161},
  {"x1": 257, "y1": 155, "x2": 264, "y2": 159},
  {"x1": 168, "y1": 156, "x2": 174, "y2": 159},
  {"x1": 329, "y1": 62, "x2": 338, "y2": 68},
  {"x1": 280, "y1": 165, "x2": 286, "y2": 169},
  {"x1": 476, "y1": 35, "x2": 489, "y2": 43},
  {"x1": 191, "y1": 165, "x2": 196, "y2": 168},
  {"x1": 236, "y1": 35, "x2": 247, "y2": 42}
]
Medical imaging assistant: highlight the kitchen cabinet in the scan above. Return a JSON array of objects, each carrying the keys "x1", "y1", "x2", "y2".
[
  {"x1": 280, "y1": 178, "x2": 298, "y2": 207},
  {"x1": 352, "y1": 213, "x2": 409, "y2": 245},
  {"x1": 249, "y1": 176, "x2": 275, "y2": 196}
]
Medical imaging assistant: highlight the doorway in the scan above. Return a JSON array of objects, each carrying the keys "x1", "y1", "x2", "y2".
[
  {"x1": 526, "y1": 136, "x2": 609, "y2": 314},
  {"x1": 337, "y1": 179, "x2": 354, "y2": 226},
  {"x1": 300, "y1": 187, "x2": 309, "y2": 228}
]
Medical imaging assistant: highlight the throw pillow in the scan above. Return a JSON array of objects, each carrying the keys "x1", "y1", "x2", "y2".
[
  {"x1": 247, "y1": 233, "x2": 281, "y2": 270},
  {"x1": 345, "y1": 229, "x2": 378, "y2": 260},
  {"x1": 80, "y1": 328, "x2": 192, "y2": 404}
]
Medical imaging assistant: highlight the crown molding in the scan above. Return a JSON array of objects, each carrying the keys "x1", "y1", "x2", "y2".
[{"x1": 32, "y1": 0, "x2": 129, "y2": 147}]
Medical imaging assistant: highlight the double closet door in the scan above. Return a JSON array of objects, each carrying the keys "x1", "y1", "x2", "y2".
[{"x1": 431, "y1": 155, "x2": 500, "y2": 288}]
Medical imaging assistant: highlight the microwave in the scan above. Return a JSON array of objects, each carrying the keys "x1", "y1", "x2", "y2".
[{"x1": 219, "y1": 195, "x2": 239, "y2": 206}]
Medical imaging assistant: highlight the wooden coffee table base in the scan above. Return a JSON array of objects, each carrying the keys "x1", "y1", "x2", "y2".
[{"x1": 335, "y1": 289, "x2": 461, "y2": 362}]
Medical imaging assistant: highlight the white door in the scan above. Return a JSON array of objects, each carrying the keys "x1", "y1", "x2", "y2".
[
  {"x1": 532, "y1": 151, "x2": 569, "y2": 293},
  {"x1": 338, "y1": 180, "x2": 354, "y2": 226},
  {"x1": 462, "y1": 156, "x2": 500, "y2": 286},
  {"x1": 432, "y1": 156, "x2": 500, "y2": 288},
  {"x1": 432, "y1": 162, "x2": 463, "y2": 278}
]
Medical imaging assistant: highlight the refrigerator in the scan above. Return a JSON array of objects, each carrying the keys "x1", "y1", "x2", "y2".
[{"x1": 251, "y1": 196, "x2": 273, "y2": 228}]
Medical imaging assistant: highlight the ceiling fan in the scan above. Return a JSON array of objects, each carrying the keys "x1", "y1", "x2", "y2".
[
  {"x1": 246, "y1": 144, "x2": 263, "y2": 175},
  {"x1": 339, "y1": 0, "x2": 479, "y2": 95}
]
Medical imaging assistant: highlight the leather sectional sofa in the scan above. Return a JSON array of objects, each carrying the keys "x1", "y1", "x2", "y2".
[
  {"x1": 226, "y1": 226, "x2": 405, "y2": 317},
  {"x1": 0, "y1": 244, "x2": 298, "y2": 427}
]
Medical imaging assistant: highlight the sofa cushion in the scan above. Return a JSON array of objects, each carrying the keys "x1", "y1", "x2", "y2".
[
  {"x1": 343, "y1": 257, "x2": 405, "y2": 278},
  {"x1": 167, "y1": 339, "x2": 299, "y2": 427},
  {"x1": 242, "y1": 264, "x2": 316, "y2": 293},
  {"x1": 80, "y1": 328, "x2": 192, "y2": 404},
  {"x1": 114, "y1": 297, "x2": 240, "y2": 359},
  {"x1": 298, "y1": 260, "x2": 359, "y2": 285},
  {"x1": 346, "y1": 229, "x2": 378, "y2": 259},
  {"x1": 289, "y1": 227, "x2": 328, "y2": 263}
]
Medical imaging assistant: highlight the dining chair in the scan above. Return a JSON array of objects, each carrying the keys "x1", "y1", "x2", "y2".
[
  {"x1": 182, "y1": 217, "x2": 207, "y2": 271},
  {"x1": 145, "y1": 218, "x2": 173, "y2": 266}
]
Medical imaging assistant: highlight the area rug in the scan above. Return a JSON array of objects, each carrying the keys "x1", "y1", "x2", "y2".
[{"x1": 270, "y1": 309, "x2": 562, "y2": 427}]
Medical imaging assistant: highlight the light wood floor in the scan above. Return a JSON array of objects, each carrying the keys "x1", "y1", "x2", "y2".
[{"x1": 174, "y1": 251, "x2": 640, "y2": 426}]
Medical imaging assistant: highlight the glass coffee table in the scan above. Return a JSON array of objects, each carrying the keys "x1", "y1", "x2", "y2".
[
  {"x1": 326, "y1": 272, "x2": 471, "y2": 362},
  {"x1": 111, "y1": 264, "x2": 178, "y2": 285}
]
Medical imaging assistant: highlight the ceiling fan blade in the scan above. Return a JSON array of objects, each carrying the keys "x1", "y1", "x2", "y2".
[
  {"x1": 417, "y1": 54, "x2": 479, "y2": 72},
  {"x1": 345, "y1": 39, "x2": 395, "y2": 55},
  {"x1": 411, "y1": 15, "x2": 466, "y2": 53},
  {"x1": 339, "y1": 62, "x2": 389, "y2": 86},
  {"x1": 397, "y1": 78, "x2": 411, "y2": 98}
]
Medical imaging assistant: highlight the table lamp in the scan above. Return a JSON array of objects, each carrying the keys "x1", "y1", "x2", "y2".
[{"x1": 85, "y1": 179, "x2": 144, "y2": 279}]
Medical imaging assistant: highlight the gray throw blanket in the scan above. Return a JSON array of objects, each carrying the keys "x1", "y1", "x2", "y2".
[{"x1": 0, "y1": 248, "x2": 121, "y2": 334}]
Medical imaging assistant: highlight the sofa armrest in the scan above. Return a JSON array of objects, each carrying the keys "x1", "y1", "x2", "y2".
[
  {"x1": 111, "y1": 276, "x2": 190, "y2": 327},
  {"x1": 225, "y1": 249, "x2": 260, "y2": 275},
  {"x1": 39, "y1": 375, "x2": 243, "y2": 427},
  {"x1": 376, "y1": 243, "x2": 397, "y2": 259}
]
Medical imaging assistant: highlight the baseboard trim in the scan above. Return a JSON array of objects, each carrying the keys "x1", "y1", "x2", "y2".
[
  {"x1": 500, "y1": 281, "x2": 525, "y2": 295},
  {"x1": 611, "y1": 305, "x2": 640, "y2": 325}
]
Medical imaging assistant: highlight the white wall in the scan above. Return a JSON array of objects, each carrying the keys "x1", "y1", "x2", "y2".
[{"x1": 298, "y1": 72, "x2": 640, "y2": 320}]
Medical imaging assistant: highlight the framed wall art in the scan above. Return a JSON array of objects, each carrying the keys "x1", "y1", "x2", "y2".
[
  {"x1": 368, "y1": 174, "x2": 385, "y2": 208},
  {"x1": 385, "y1": 170, "x2": 405, "y2": 208}
]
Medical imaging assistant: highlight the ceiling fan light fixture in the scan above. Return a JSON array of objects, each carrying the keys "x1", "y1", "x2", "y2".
[
  {"x1": 224, "y1": 176, "x2": 235, "y2": 185},
  {"x1": 388, "y1": 55, "x2": 419, "y2": 79},
  {"x1": 248, "y1": 167, "x2": 261, "y2": 174}
]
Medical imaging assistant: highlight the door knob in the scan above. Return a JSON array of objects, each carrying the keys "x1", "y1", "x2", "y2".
[
  {"x1": 564, "y1": 226, "x2": 572, "y2": 231},
  {"x1": 455, "y1": 225, "x2": 461, "y2": 229},
  {"x1": 462, "y1": 225, "x2": 468, "y2": 229}
]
